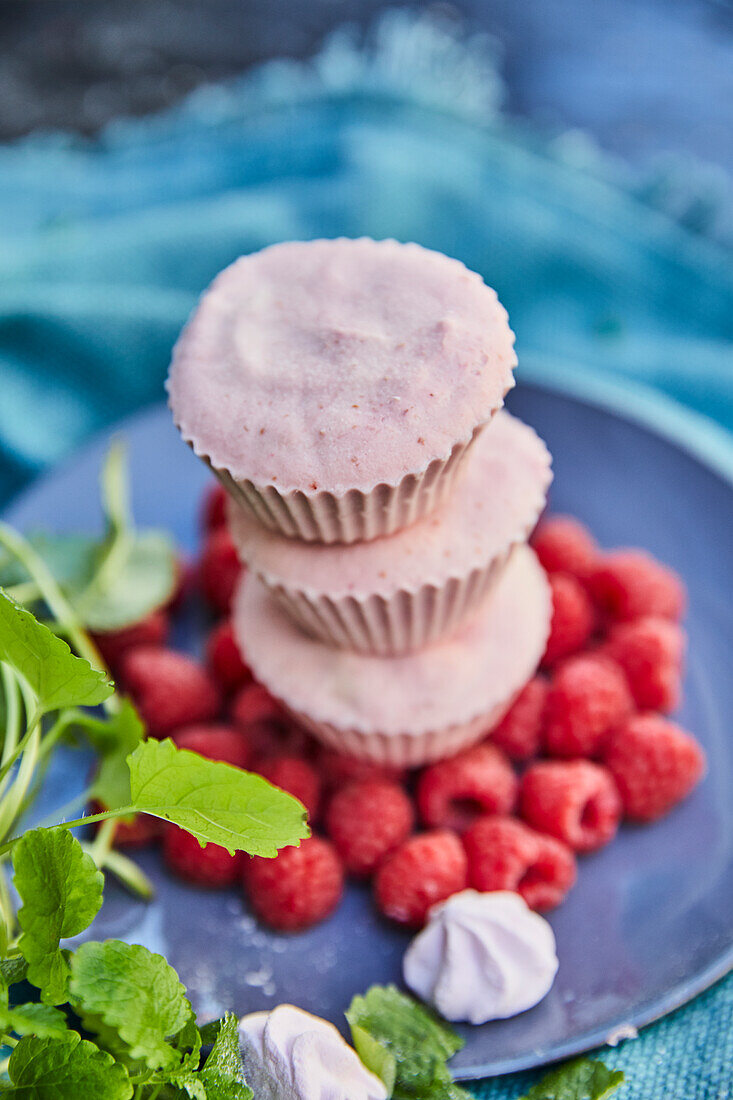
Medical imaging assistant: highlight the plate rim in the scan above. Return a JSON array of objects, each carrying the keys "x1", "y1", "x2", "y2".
[{"x1": 2, "y1": 368, "x2": 733, "y2": 1080}]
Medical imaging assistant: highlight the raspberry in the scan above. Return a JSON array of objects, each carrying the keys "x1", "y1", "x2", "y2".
[
  {"x1": 201, "y1": 482, "x2": 229, "y2": 532},
  {"x1": 463, "y1": 816, "x2": 576, "y2": 911},
  {"x1": 490, "y1": 677, "x2": 548, "y2": 761},
  {"x1": 172, "y1": 724, "x2": 251, "y2": 768},
  {"x1": 243, "y1": 837, "x2": 343, "y2": 931},
  {"x1": 325, "y1": 781, "x2": 415, "y2": 877},
  {"x1": 199, "y1": 526, "x2": 242, "y2": 615},
  {"x1": 232, "y1": 682, "x2": 284, "y2": 726},
  {"x1": 93, "y1": 609, "x2": 169, "y2": 672},
  {"x1": 317, "y1": 749, "x2": 405, "y2": 792},
  {"x1": 588, "y1": 550, "x2": 686, "y2": 623},
  {"x1": 163, "y1": 825, "x2": 241, "y2": 888},
  {"x1": 531, "y1": 515, "x2": 599, "y2": 580},
  {"x1": 121, "y1": 646, "x2": 221, "y2": 737},
  {"x1": 206, "y1": 619, "x2": 253, "y2": 694},
  {"x1": 542, "y1": 573, "x2": 595, "y2": 666},
  {"x1": 255, "y1": 756, "x2": 322, "y2": 822},
  {"x1": 520, "y1": 760, "x2": 621, "y2": 853},
  {"x1": 374, "y1": 832, "x2": 467, "y2": 928},
  {"x1": 604, "y1": 714, "x2": 705, "y2": 821},
  {"x1": 544, "y1": 654, "x2": 633, "y2": 759},
  {"x1": 601, "y1": 616, "x2": 685, "y2": 713},
  {"x1": 416, "y1": 745, "x2": 517, "y2": 832},
  {"x1": 231, "y1": 683, "x2": 311, "y2": 758}
]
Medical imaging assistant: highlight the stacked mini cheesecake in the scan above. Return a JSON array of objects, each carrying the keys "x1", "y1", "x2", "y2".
[{"x1": 168, "y1": 238, "x2": 552, "y2": 766}]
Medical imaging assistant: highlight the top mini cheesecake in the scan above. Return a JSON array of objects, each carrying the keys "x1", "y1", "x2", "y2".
[{"x1": 167, "y1": 238, "x2": 517, "y2": 543}]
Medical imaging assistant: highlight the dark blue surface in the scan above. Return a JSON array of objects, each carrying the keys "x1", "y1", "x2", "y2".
[{"x1": 2, "y1": 376, "x2": 732, "y2": 1079}]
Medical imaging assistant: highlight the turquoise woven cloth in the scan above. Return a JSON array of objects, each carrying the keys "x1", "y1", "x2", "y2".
[{"x1": 0, "y1": 14, "x2": 731, "y2": 1097}]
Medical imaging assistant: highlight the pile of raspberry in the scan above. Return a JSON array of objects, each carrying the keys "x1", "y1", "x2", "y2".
[{"x1": 93, "y1": 484, "x2": 706, "y2": 933}]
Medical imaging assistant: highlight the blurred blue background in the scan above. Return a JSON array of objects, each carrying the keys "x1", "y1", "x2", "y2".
[{"x1": 0, "y1": 0, "x2": 732, "y2": 508}]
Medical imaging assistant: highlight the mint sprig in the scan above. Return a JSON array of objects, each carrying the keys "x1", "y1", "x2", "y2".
[
  {"x1": 70, "y1": 940, "x2": 193, "y2": 1070},
  {"x1": 126, "y1": 738, "x2": 309, "y2": 856},
  {"x1": 346, "y1": 984, "x2": 472, "y2": 1099},
  {"x1": 0, "y1": 592, "x2": 112, "y2": 716},
  {"x1": 4, "y1": 1032, "x2": 133, "y2": 1099},
  {"x1": 14, "y1": 828, "x2": 104, "y2": 1005}
]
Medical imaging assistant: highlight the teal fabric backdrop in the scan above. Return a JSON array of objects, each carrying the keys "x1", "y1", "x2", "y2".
[{"x1": 0, "y1": 14, "x2": 730, "y2": 1097}]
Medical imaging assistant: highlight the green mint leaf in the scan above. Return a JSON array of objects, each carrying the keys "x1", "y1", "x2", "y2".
[
  {"x1": 166, "y1": 1071, "x2": 208, "y2": 1099},
  {"x1": 127, "y1": 739, "x2": 310, "y2": 856},
  {"x1": 346, "y1": 985, "x2": 464, "y2": 1100},
  {"x1": 519, "y1": 1059, "x2": 625, "y2": 1100},
  {"x1": 72, "y1": 700, "x2": 144, "y2": 810},
  {"x1": 0, "y1": 591, "x2": 112, "y2": 713},
  {"x1": 69, "y1": 940, "x2": 192, "y2": 1070},
  {"x1": 5, "y1": 1032, "x2": 132, "y2": 1099},
  {"x1": 14, "y1": 828, "x2": 104, "y2": 1005},
  {"x1": 74, "y1": 531, "x2": 178, "y2": 632},
  {"x1": 0, "y1": 1002, "x2": 68, "y2": 1039},
  {"x1": 198, "y1": 1017, "x2": 225, "y2": 1046},
  {"x1": 0, "y1": 956, "x2": 28, "y2": 988},
  {"x1": 201, "y1": 1012, "x2": 253, "y2": 1100},
  {"x1": 349, "y1": 1023, "x2": 397, "y2": 1096},
  {"x1": 0, "y1": 533, "x2": 100, "y2": 595}
]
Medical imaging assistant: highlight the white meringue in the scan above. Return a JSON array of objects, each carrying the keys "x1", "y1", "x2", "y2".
[
  {"x1": 403, "y1": 890, "x2": 558, "y2": 1024},
  {"x1": 238, "y1": 1004, "x2": 388, "y2": 1100}
]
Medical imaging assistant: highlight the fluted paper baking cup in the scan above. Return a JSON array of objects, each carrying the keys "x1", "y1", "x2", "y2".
[
  {"x1": 216, "y1": 427, "x2": 479, "y2": 544},
  {"x1": 287, "y1": 702, "x2": 512, "y2": 767},
  {"x1": 261, "y1": 562, "x2": 506, "y2": 657},
  {"x1": 228, "y1": 412, "x2": 552, "y2": 654},
  {"x1": 232, "y1": 544, "x2": 551, "y2": 766}
]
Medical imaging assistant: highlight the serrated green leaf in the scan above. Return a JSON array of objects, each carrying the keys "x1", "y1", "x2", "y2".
[
  {"x1": 0, "y1": 1002, "x2": 68, "y2": 1039},
  {"x1": 520, "y1": 1058, "x2": 625, "y2": 1100},
  {"x1": 201, "y1": 1012, "x2": 253, "y2": 1100},
  {"x1": 127, "y1": 739, "x2": 309, "y2": 856},
  {"x1": 350, "y1": 1023, "x2": 397, "y2": 1095},
  {"x1": 4, "y1": 1032, "x2": 132, "y2": 1099},
  {"x1": 14, "y1": 828, "x2": 104, "y2": 1005},
  {"x1": 346, "y1": 985, "x2": 464, "y2": 1100},
  {"x1": 0, "y1": 956, "x2": 28, "y2": 989},
  {"x1": 69, "y1": 940, "x2": 192, "y2": 1071},
  {"x1": 0, "y1": 591, "x2": 112, "y2": 713},
  {"x1": 167, "y1": 1072, "x2": 208, "y2": 1100},
  {"x1": 73, "y1": 531, "x2": 177, "y2": 632},
  {"x1": 198, "y1": 1017, "x2": 224, "y2": 1046},
  {"x1": 72, "y1": 700, "x2": 144, "y2": 810}
]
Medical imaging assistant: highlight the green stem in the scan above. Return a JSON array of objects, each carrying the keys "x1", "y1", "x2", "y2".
[
  {"x1": 0, "y1": 806, "x2": 137, "y2": 856},
  {"x1": 0, "y1": 867, "x2": 15, "y2": 947},
  {"x1": 0, "y1": 680, "x2": 41, "y2": 842},
  {"x1": 0, "y1": 667, "x2": 22, "y2": 803},
  {"x1": 89, "y1": 817, "x2": 118, "y2": 863},
  {"x1": 0, "y1": 708, "x2": 42, "y2": 790},
  {"x1": 34, "y1": 787, "x2": 95, "y2": 830},
  {"x1": 101, "y1": 848, "x2": 155, "y2": 900}
]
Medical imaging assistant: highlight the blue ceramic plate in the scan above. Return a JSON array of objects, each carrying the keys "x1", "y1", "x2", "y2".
[{"x1": 3, "y1": 367, "x2": 732, "y2": 1079}]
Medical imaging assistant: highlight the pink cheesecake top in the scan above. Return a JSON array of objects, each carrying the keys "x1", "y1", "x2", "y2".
[
  {"x1": 168, "y1": 239, "x2": 516, "y2": 494},
  {"x1": 233, "y1": 545, "x2": 550, "y2": 736},
  {"x1": 228, "y1": 411, "x2": 551, "y2": 597}
]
